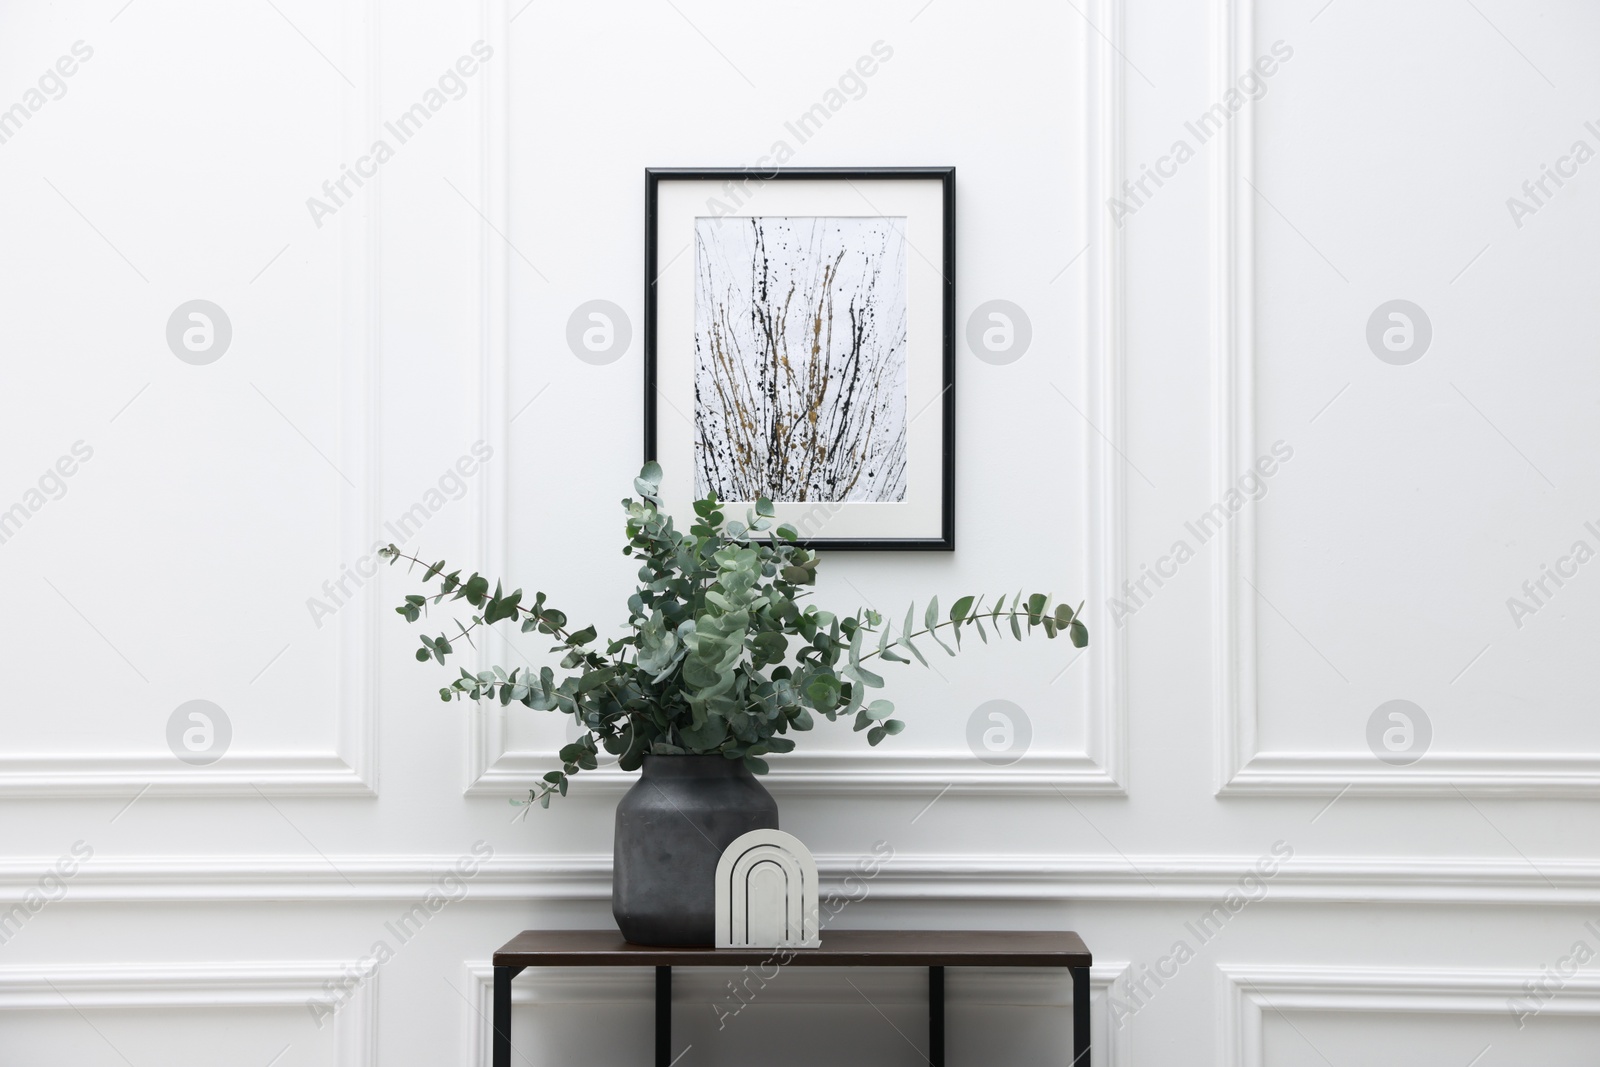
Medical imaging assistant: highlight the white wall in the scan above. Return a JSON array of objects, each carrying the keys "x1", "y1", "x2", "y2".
[{"x1": 2, "y1": 0, "x2": 1598, "y2": 1063}]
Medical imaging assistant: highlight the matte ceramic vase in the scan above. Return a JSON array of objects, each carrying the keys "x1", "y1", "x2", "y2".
[{"x1": 612, "y1": 755, "x2": 780, "y2": 946}]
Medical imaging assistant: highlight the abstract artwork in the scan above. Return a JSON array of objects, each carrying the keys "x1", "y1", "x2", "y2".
[
  {"x1": 647, "y1": 168, "x2": 954, "y2": 550},
  {"x1": 692, "y1": 216, "x2": 908, "y2": 504}
]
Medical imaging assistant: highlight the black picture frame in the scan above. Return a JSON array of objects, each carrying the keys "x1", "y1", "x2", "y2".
[{"x1": 644, "y1": 166, "x2": 956, "y2": 550}]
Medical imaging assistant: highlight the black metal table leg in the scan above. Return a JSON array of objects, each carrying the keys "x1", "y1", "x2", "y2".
[
  {"x1": 493, "y1": 966, "x2": 514, "y2": 1067},
  {"x1": 655, "y1": 965, "x2": 671, "y2": 1067},
  {"x1": 1071, "y1": 965, "x2": 1091, "y2": 1066},
  {"x1": 929, "y1": 965, "x2": 945, "y2": 1067}
]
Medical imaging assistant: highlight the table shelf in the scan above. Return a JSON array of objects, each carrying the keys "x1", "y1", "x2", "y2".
[{"x1": 490, "y1": 929, "x2": 1093, "y2": 1066}]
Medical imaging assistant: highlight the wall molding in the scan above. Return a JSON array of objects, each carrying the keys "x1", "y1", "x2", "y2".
[
  {"x1": 468, "y1": 751, "x2": 1124, "y2": 797},
  {"x1": 0, "y1": 752, "x2": 374, "y2": 798},
  {"x1": 464, "y1": 959, "x2": 1131, "y2": 1067},
  {"x1": 1222, "y1": 751, "x2": 1600, "y2": 797},
  {"x1": 1220, "y1": 963, "x2": 1600, "y2": 1066},
  {"x1": 0, "y1": 0, "x2": 380, "y2": 799},
  {"x1": 0, "y1": 962, "x2": 375, "y2": 1066},
  {"x1": 1081, "y1": 0, "x2": 1131, "y2": 797},
  {"x1": 331, "y1": 0, "x2": 383, "y2": 799},
  {"x1": 1207, "y1": 0, "x2": 1600, "y2": 799},
  {"x1": 463, "y1": 0, "x2": 1130, "y2": 800},
  {"x1": 16, "y1": 852, "x2": 1600, "y2": 905},
  {"x1": 1210, "y1": 0, "x2": 1258, "y2": 798}
]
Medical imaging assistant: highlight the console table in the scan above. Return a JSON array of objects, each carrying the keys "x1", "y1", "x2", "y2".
[{"x1": 491, "y1": 929, "x2": 1092, "y2": 1066}]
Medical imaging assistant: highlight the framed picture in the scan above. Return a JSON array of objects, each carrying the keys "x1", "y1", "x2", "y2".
[{"x1": 645, "y1": 167, "x2": 955, "y2": 550}]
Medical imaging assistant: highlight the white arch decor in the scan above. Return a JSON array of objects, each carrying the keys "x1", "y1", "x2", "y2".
[{"x1": 714, "y1": 829, "x2": 821, "y2": 949}]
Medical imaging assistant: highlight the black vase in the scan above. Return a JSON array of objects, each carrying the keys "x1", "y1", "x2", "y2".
[{"x1": 612, "y1": 754, "x2": 780, "y2": 946}]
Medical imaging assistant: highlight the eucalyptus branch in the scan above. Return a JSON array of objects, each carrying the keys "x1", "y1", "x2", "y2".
[
  {"x1": 857, "y1": 596, "x2": 1088, "y2": 664},
  {"x1": 380, "y1": 547, "x2": 593, "y2": 650},
  {"x1": 380, "y1": 463, "x2": 1089, "y2": 808}
]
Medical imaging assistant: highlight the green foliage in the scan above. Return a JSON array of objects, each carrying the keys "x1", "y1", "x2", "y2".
[{"x1": 379, "y1": 463, "x2": 1087, "y2": 808}]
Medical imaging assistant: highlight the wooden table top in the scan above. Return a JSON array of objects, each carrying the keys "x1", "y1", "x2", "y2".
[{"x1": 493, "y1": 929, "x2": 1090, "y2": 968}]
